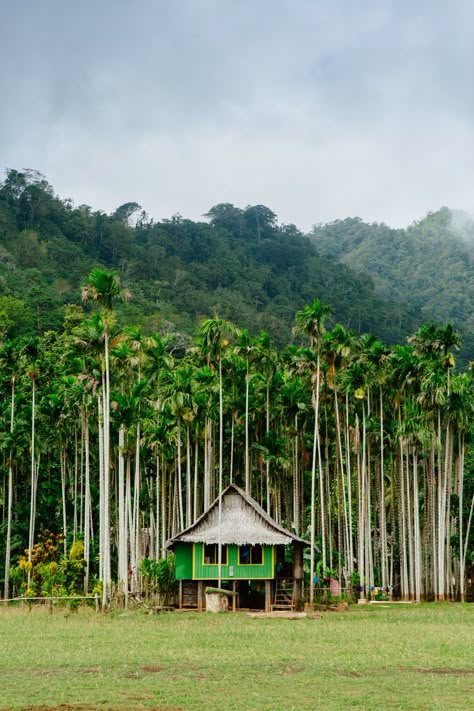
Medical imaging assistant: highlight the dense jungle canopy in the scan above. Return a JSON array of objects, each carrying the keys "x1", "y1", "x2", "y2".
[
  {"x1": 0, "y1": 168, "x2": 428, "y2": 348},
  {"x1": 0, "y1": 169, "x2": 473, "y2": 606}
]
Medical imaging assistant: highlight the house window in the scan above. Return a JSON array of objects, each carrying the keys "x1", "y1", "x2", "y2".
[
  {"x1": 239, "y1": 545, "x2": 263, "y2": 565},
  {"x1": 203, "y1": 544, "x2": 227, "y2": 565}
]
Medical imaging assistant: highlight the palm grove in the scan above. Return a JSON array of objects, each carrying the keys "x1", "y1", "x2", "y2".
[
  {"x1": 0, "y1": 169, "x2": 473, "y2": 606},
  {"x1": 1, "y1": 268, "x2": 473, "y2": 605}
]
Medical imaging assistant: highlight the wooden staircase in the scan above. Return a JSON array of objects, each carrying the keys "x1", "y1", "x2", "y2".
[{"x1": 271, "y1": 579, "x2": 294, "y2": 610}]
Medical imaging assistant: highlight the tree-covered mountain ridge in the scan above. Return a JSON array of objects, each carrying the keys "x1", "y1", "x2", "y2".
[
  {"x1": 1, "y1": 169, "x2": 472, "y2": 357},
  {"x1": 310, "y1": 208, "x2": 474, "y2": 357},
  {"x1": 0, "y1": 169, "x2": 423, "y2": 348}
]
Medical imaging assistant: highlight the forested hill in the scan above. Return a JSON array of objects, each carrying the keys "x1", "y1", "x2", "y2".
[
  {"x1": 0, "y1": 169, "x2": 420, "y2": 347},
  {"x1": 310, "y1": 209, "x2": 474, "y2": 358}
]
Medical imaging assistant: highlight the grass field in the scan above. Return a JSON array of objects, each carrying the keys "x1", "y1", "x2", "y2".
[{"x1": 0, "y1": 603, "x2": 473, "y2": 710}]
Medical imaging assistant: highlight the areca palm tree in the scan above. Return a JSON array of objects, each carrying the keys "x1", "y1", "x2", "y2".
[
  {"x1": 250, "y1": 331, "x2": 278, "y2": 510},
  {"x1": 194, "y1": 316, "x2": 240, "y2": 587},
  {"x1": 293, "y1": 299, "x2": 333, "y2": 606},
  {"x1": 26, "y1": 363, "x2": 40, "y2": 588},
  {"x1": 324, "y1": 325, "x2": 356, "y2": 584},
  {"x1": 81, "y1": 268, "x2": 130, "y2": 610},
  {"x1": 444, "y1": 373, "x2": 474, "y2": 600},
  {"x1": 38, "y1": 389, "x2": 70, "y2": 556},
  {"x1": 1, "y1": 337, "x2": 21, "y2": 599},
  {"x1": 280, "y1": 371, "x2": 308, "y2": 534},
  {"x1": 234, "y1": 330, "x2": 266, "y2": 497},
  {"x1": 112, "y1": 377, "x2": 148, "y2": 597},
  {"x1": 160, "y1": 361, "x2": 199, "y2": 529},
  {"x1": 2, "y1": 371, "x2": 15, "y2": 599}
]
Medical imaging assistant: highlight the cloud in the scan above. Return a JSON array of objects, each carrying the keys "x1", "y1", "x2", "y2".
[
  {"x1": 2, "y1": 1, "x2": 474, "y2": 230},
  {"x1": 449, "y1": 210, "x2": 474, "y2": 244}
]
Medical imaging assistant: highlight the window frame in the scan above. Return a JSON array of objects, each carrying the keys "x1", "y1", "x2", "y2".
[
  {"x1": 202, "y1": 543, "x2": 227, "y2": 566},
  {"x1": 238, "y1": 544, "x2": 263, "y2": 566}
]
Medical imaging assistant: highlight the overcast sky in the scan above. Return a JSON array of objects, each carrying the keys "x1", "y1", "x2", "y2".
[{"x1": 1, "y1": 1, "x2": 473, "y2": 230}]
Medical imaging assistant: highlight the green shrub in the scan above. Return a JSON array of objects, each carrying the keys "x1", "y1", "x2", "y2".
[
  {"x1": 10, "y1": 531, "x2": 85, "y2": 598},
  {"x1": 139, "y1": 555, "x2": 176, "y2": 604}
]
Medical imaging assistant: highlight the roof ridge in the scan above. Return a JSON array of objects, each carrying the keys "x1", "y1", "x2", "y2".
[{"x1": 166, "y1": 482, "x2": 307, "y2": 547}]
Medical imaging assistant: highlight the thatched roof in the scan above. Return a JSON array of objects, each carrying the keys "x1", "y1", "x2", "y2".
[{"x1": 166, "y1": 484, "x2": 306, "y2": 547}]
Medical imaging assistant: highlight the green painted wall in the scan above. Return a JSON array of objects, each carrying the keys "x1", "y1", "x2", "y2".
[
  {"x1": 174, "y1": 542, "x2": 193, "y2": 580},
  {"x1": 173, "y1": 543, "x2": 275, "y2": 580}
]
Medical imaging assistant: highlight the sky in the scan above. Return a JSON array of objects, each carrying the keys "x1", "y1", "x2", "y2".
[{"x1": 2, "y1": 0, "x2": 474, "y2": 231}]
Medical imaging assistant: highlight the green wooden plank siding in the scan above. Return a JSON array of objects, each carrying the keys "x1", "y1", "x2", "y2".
[
  {"x1": 174, "y1": 542, "x2": 193, "y2": 580},
  {"x1": 192, "y1": 543, "x2": 274, "y2": 580}
]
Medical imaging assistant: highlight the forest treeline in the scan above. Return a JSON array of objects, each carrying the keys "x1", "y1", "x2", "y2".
[
  {"x1": 311, "y1": 210, "x2": 474, "y2": 361},
  {"x1": 1, "y1": 267, "x2": 473, "y2": 606},
  {"x1": 0, "y1": 169, "x2": 424, "y2": 349}
]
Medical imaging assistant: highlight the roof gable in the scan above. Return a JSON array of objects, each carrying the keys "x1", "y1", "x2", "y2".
[{"x1": 167, "y1": 484, "x2": 306, "y2": 547}]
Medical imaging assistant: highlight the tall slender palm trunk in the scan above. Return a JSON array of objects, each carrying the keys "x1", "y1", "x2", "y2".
[
  {"x1": 27, "y1": 377, "x2": 36, "y2": 589},
  {"x1": 379, "y1": 388, "x2": 388, "y2": 589},
  {"x1": 310, "y1": 354, "x2": 323, "y2": 606},
  {"x1": 217, "y1": 356, "x2": 224, "y2": 588},
  {"x1": 245, "y1": 360, "x2": 250, "y2": 495},
  {"x1": 102, "y1": 328, "x2": 112, "y2": 611},
  {"x1": 118, "y1": 425, "x2": 127, "y2": 603},
  {"x1": 83, "y1": 407, "x2": 91, "y2": 593},
  {"x1": 60, "y1": 447, "x2": 67, "y2": 556},
  {"x1": 3, "y1": 377, "x2": 15, "y2": 599}
]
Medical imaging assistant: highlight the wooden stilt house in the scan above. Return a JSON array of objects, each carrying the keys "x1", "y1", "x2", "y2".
[{"x1": 166, "y1": 483, "x2": 307, "y2": 611}]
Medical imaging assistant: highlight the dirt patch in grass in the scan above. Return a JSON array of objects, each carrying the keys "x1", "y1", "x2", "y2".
[
  {"x1": 335, "y1": 671, "x2": 362, "y2": 678},
  {"x1": 118, "y1": 671, "x2": 144, "y2": 679},
  {"x1": 278, "y1": 665, "x2": 305, "y2": 675},
  {"x1": 33, "y1": 670, "x2": 61, "y2": 676},
  {"x1": 17, "y1": 706, "x2": 98, "y2": 710},
  {"x1": 414, "y1": 667, "x2": 474, "y2": 676},
  {"x1": 19, "y1": 706, "x2": 182, "y2": 711},
  {"x1": 79, "y1": 667, "x2": 101, "y2": 674},
  {"x1": 142, "y1": 665, "x2": 166, "y2": 673},
  {"x1": 121, "y1": 698, "x2": 183, "y2": 711}
]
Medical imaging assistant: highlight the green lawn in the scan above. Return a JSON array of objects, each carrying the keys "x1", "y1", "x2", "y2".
[{"x1": 0, "y1": 604, "x2": 473, "y2": 710}]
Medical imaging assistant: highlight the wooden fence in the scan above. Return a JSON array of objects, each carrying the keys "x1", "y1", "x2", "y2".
[{"x1": 0, "y1": 594, "x2": 100, "y2": 611}]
